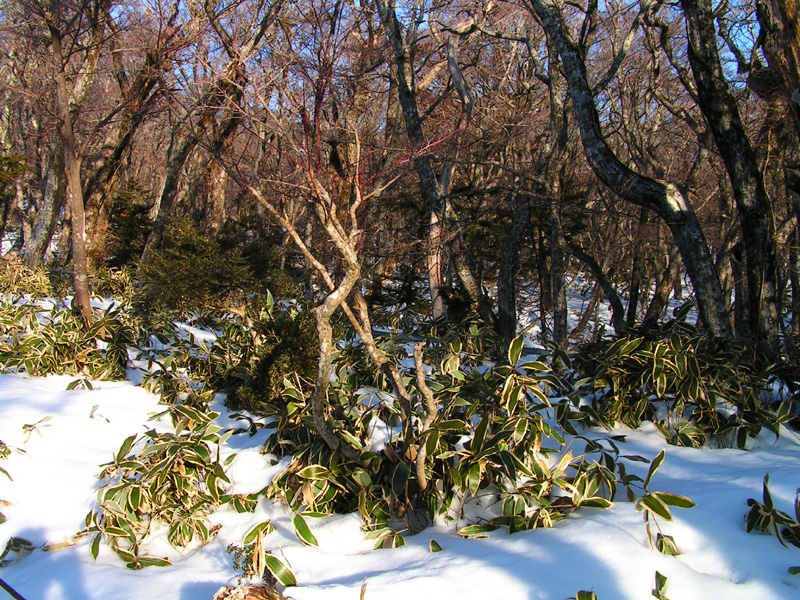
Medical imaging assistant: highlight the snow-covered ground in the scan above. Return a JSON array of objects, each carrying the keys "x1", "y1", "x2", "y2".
[{"x1": 2, "y1": 370, "x2": 800, "y2": 600}]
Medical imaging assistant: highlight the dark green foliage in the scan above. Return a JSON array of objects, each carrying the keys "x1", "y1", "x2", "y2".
[
  {"x1": 132, "y1": 298, "x2": 318, "y2": 412},
  {"x1": 201, "y1": 300, "x2": 319, "y2": 414},
  {"x1": 91, "y1": 265, "x2": 137, "y2": 302},
  {"x1": 571, "y1": 304, "x2": 790, "y2": 448},
  {"x1": 106, "y1": 181, "x2": 154, "y2": 268},
  {"x1": 136, "y1": 218, "x2": 255, "y2": 315},
  {"x1": 745, "y1": 474, "x2": 800, "y2": 575},
  {"x1": 0, "y1": 154, "x2": 27, "y2": 198},
  {"x1": 216, "y1": 217, "x2": 307, "y2": 303}
]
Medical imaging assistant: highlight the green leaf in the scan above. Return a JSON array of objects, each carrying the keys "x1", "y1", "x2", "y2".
[
  {"x1": 296, "y1": 465, "x2": 331, "y2": 480},
  {"x1": 644, "y1": 450, "x2": 665, "y2": 490},
  {"x1": 90, "y1": 533, "x2": 101, "y2": 560},
  {"x1": 580, "y1": 497, "x2": 613, "y2": 509},
  {"x1": 457, "y1": 524, "x2": 498, "y2": 538},
  {"x1": 429, "y1": 539, "x2": 443, "y2": 553},
  {"x1": 610, "y1": 337, "x2": 642, "y2": 357},
  {"x1": 655, "y1": 492, "x2": 696, "y2": 509},
  {"x1": 654, "y1": 570, "x2": 668, "y2": 592},
  {"x1": 468, "y1": 462, "x2": 482, "y2": 496},
  {"x1": 508, "y1": 335, "x2": 524, "y2": 366},
  {"x1": 656, "y1": 534, "x2": 680, "y2": 556},
  {"x1": 264, "y1": 553, "x2": 297, "y2": 587},
  {"x1": 763, "y1": 473, "x2": 773, "y2": 509},
  {"x1": 115, "y1": 434, "x2": 138, "y2": 463},
  {"x1": 243, "y1": 520, "x2": 274, "y2": 545},
  {"x1": 499, "y1": 450, "x2": 517, "y2": 483},
  {"x1": 292, "y1": 513, "x2": 319, "y2": 547},
  {"x1": 472, "y1": 417, "x2": 489, "y2": 455},
  {"x1": 392, "y1": 462, "x2": 410, "y2": 497},
  {"x1": 518, "y1": 360, "x2": 550, "y2": 373},
  {"x1": 639, "y1": 493, "x2": 673, "y2": 521},
  {"x1": 789, "y1": 566, "x2": 800, "y2": 575},
  {"x1": 437, "y1": 419, "x2": 467, "y2": 431},
  {"x1": 136, "y1": 556, "x2": 172, "y2": 568}
]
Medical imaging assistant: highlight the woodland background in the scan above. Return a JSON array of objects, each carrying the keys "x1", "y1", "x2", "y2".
[{"x1": 0, "y1": 0, "x2": 799, "y2": 362}]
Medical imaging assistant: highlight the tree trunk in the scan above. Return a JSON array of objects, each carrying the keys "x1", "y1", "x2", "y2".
[
  {"x1": 682, "y1": 0, "x2": 781, "y2": 361},
  {"x1": 497, "y1": 196, "x2": 530, "y2": 339},
  {"x1": 526, "y1": 0, "x2": 733, "y2": 340},
  {"x1": 550, "y1": 201, "x2": 568, "y2": 346},
  {"x1": 566, "y1": 241, "x2": 626, "y2": 335},
  {"x1": 791, "y1": 229, "x2": 800, "y2": 335},
  {"x1": 49, "y1": 22, "x2": 92, "y2": 323},
  {"x1": 570, "y1": 281, "x2": 602, "y2": 340},
  {"x1": 375, "y1": 0, "x2": 448, "y2": 320},
  {"x1": 644, "y1": 246, "x2": 680, "y2": 323},
  {"x1": 626, "y1": 209, "x2": 651, "y2": 327},
  {"x1": 22, "y1": 141, "x2": 65, "y2": 267}
]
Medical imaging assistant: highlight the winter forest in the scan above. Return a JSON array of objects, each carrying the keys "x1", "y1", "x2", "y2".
[{"x1": 2, "y1": 1, "x2": 800, "y2": 599}]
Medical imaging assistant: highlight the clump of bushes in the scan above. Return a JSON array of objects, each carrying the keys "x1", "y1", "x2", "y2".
[
  {"x1": 569, "y1": 304, "x2": 795, "y2": 448},
  {"x1": 136, "y1": 218, "x2": 255, "y2": 315},
  {"x1": 85, "y1": 404, "x2": 260, "y2": 569},
  {"x1": 262, "y1": 336, "x2": 630, "y2": 547},
  {"x1": 0, "y1": 299, "x2": 133, "y2": 380},
  {"x1": 0, "y1": 256, "x2": 53, "y2": 297}
]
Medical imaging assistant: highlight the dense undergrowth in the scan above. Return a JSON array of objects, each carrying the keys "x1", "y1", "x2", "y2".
[{"x1": 1, "y1": 257, "x2": 798, "y2": 579}]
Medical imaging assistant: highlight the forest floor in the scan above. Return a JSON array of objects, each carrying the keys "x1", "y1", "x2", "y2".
[{"x1": 2, "y1": 365, "x2": 800, "y2": 600}]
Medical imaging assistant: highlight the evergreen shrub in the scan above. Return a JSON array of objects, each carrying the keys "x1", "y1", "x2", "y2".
[{"x1": 136, "y1": 218, "x2": 255, "y2": 315}]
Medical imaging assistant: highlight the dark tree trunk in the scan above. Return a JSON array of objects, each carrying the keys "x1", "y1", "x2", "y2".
[
  {"x1": 497, "y1": 197, "x2": 530, "y2": 339},
  {"x1": 48, "y1": 17, "x2": 93, "y2": 323},
  {"x1": 567, "y1": 241, "x2": 626, "y2": 335},
  {"x1": 22, "y1": 141, "x2": 65, "y2": 267},
  {"x1": 644, "y1": 248, "x2": 680, "y2": 323},
  {"x1": 537, "y1": 229, "x2": 553, "y2": 336},
  {"x1": 791, "y1": 229, "x2": 800, "y2": 336},
  {"x1": 526, "y1": 0, "x2": 733, "y2": 340},
  {"x1": 626, "y1": 209, "x2": 650, "y2": 327},
  {"x1": 550, "y1": 202, "x2": 568, "y2": 346},
  {"x1": 682, "y1": 0, "x2": 781, "y2": 361},
  {"x1": 376, "y1": 0, "x2": 449, "y2": 320},
  {"x1": 570, "y1": 281, "x2": 602, "y2": 341}
]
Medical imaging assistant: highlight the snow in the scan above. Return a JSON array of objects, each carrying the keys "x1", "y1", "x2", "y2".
[{"x1": 2, "y1": 370, "x2": 800, "y2": 600}]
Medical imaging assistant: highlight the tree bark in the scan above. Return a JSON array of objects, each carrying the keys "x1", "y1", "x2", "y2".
[
  {"x1": 22, "y1": 141, "x2": 64, "y2": 267},
  {"x1": 375, "y1": 0, "x2": 448, "y2": 320},
  {"x1": 550, "y1": 201, "x2": 568, "y2": 346},
  {"x1": 682, "y1": 0, "x2": 781, "y2": 361},
  {"x1": 566, "y1": 241, "x2": 626, "y2": 335},
  {"x1": 526, "y1": 0, "x2": 733, "y2": 340},
  {"x1": 497, "y1": 196, "x2": 530, "y2": 339},
  {"x1": 46, "y1": 3, "x2": 97, "y2": 323}
]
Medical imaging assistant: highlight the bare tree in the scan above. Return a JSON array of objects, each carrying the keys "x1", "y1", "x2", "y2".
[{"x1": 524, "y1": 0, "x2": 733, "y2": 341}]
